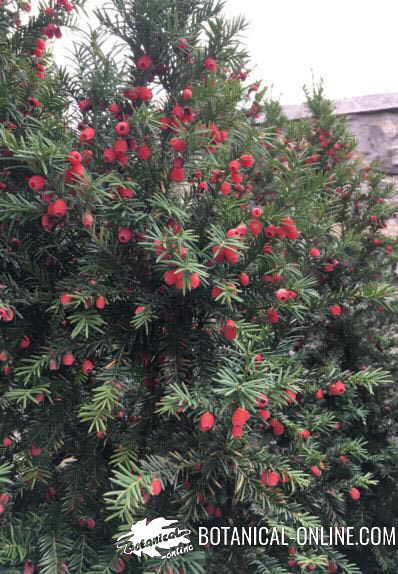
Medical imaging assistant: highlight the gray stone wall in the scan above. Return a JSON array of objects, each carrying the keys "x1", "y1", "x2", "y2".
[
  {"x1": 283, "y1": 93, "x2": 398, "y2": 176},
  {"x1": 347, "y1": 112, "x2": 398, "y2": 176},
  {"x1": 283, "y1": 93, "x2": 398, "y2": 236}
]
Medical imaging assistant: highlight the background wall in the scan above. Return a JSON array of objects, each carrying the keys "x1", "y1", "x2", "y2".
[
  {"x1": 284, "y1": 93, "x2": 398, "y2": 237},
  {"x1": 284, "y1": 93, "x2": 398, "y2": 176}
]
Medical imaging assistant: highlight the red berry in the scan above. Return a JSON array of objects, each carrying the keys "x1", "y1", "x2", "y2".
[
  {"x1": 49, "y1": 359, "x2": 58, "y2": 371},
  {"x1": 223, "y1": 319, "x2": 237, "y2": 340},
  {"x1": 108, "y1": 103, "x2": 120, "y2": 115},
  {"x1": 118, "y1": 228, "x2": 133, "y2": 243},
  {"x1": 82, "y1": 210, "x2": 94, "y2": 228},
  {"x1": 30, "y1": 444, "x2": 42, "y2": 456},
  {"x1": 36, "y1": 38, "x2": 46, "y2": 50},
  {"x1": 350, "y1": 487, "x2": 361, "y2": 501},
  {"x1": 251, "y1": 207, "x2": 263, "y2": 218},
  {"x1": 137, "y1": 145, "x2": 151, "y2": 160},
  {"x1": 228, "y1": 160, "x2": 241, "y2": 172},
  {"x1": 231, "y1": 171, "x2": 243, "y2": 184},
  {"x1": 329, "y1": 304, "x2": 342, "y2": 317},
  {"x1": 275, "y1": 288, "x2": 290, "y2": 302},
  {"x1": 329, "y1": 381, "x2": 346, "y2": 396},
  {"x1": 48, "y1": 199, "x2": 67, "y2": 218},
  {"x1": 267, "y1": 307, "x2": 279, "y2": 324},
  {"x1": 117, "y1": 186, "x2": 134, "y2": 199},
  {"x1": 310, "y1": 465, "x2": 321, "y2": 477},
  {"x1": 258, "y1": 409, "x2": 270, "y2": 421},
  {"x1": 103, "y1": 148, "x2": 116, "y2": 163},
  {"x1": 271, "y1": 421, "x2": 284, "y2": 436},
  {"x1": 23, "y1": 562, "x2": 35, "y2": 574},
  {"x1": 260, "y1": 470, "x2": 280, "y2": 487},
  {"x1": 28, "y1": 175, "x2": 46, "y2": 191},
  {"x1": 0, "y1": 493, "x2": 10, "y2": 505},
  {"x1": 135, "y1": 86, "x2": 153, "y2": 101},
  {"x1": 95, "y1": 296, "x2": 106, "y2": 309},
  {"x1": 240, "y1": 154, "x2": 254, "y2": 167},
  {"x1": 224, "y1": 247, "x2": 239, "y2": 264},
  {"x1": 78, "y1": 99, "x2": 92, "y2": 111},
  {"x1": 182, "y1": 88, "x2": 192, "y2": 100},
  {"x1": 170, "y1": 138, "x2": 186, "y2": 152},
  {"x1": 174, "y1": 272, "x2": 184, "y2": 290},
  {"x1": 264, "y1": 225, "x2": 277, "y2": 238},
  {"x1": 151, "y1": 478, "x2": 162, "y2": 495},
  {"x1": 256, "y1": 393, "x2": 269, "y2": 407},
  {"x1": 231, "y1": 407, "x2": 250, "y2": 426},
  {"x1": 220, "y1": 181, "x2": 231, "y2": 195},
  {"x1": 62, "y1": 352, "x2": 75, "y2": 366},
  {"x1": 211, "y1": 286, "x2": 222, "y2": 299},
  {"x1": 169, "y1": 167, "x2": 185, "y2": 181},
  {"x1": 114, "y1": 139, "x2": 128, "y2": 154},
  {"x1": 231, "y1": 425, "x2": 244, "y2": 438},
  {"x1": 163, "y1": 270, "x2": 176, "y2": 286},
  {"x1": 249, "y1": 219, "x2": 262, "y2": 235},
  {"x1": 67, "y1": 151, "x2": 82, "y2": 165},
  {"x1": 137, "y1": 54, "x2": 152, "y2": 70},
  {"x1": 177, "y1": 37, "x2": 189, "y2": 49},
  {"x1": 82, "y1": 359, "x2": 94, "y2": 373},
  {"x1": 199, "y1": 411, "x2": 215, "y2": 432},
  {"x1": 28, "y1": 96, "x2": 41, "y2": 107},
  {"x1": 236, "y1": 223, "x2": 247, "y2": 237},
  {"x1": 20, "y1": 335, "x2": 30, "y2": 349},
  {"x1": 190, "y1": 273, "x2": 201, "y2": 289},
  {"x1": 79, "y1": 127, "x2": 95, "y2": 143},
  {"x1": 204, "y1": 57, "x2": 217, "y2": 72}
]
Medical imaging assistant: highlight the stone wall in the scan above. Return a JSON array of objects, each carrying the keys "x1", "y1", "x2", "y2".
[{"x1": 283, "y1": 93, "x2": 398, "y2": 236}]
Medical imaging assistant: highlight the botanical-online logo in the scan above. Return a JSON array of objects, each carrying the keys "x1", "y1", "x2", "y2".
[{"x1": 116, "y1": 517, "x2": 193, "y2": 559}]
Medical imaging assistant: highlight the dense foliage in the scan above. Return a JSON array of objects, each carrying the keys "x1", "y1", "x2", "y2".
[{"x1": 1, "y1": 1, "x2": 398, "y2": 573}]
